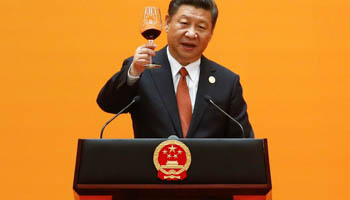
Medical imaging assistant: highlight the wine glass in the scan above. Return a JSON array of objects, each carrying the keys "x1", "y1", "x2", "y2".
[{"x1": 140, "y1": 6, "x2": 162, "y2": 68}]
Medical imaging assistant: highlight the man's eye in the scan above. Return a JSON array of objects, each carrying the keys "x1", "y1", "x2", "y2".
[
  {"x1": 198, "y1": 25, "x2": 206, "y2": 30},
  {"x1": 180, "y1": 21, "x2": 188, "y2": 25}
]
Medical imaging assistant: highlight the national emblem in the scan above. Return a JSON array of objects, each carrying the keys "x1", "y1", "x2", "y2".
[{"x1": 153, "y1": 140, "x2": 191, "y2": 180}]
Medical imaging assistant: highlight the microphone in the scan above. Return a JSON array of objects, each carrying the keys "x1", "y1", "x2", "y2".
[
  {"x1": 100, "y1": 96, "x2": 140, "y2": 139},
  {"x1": 204, "y1": 95, "x2": 245, "y2": 138}
]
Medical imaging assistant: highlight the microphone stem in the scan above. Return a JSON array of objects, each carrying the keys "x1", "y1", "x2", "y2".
[
  {"x1": 100, "y1": 99, "x2": 136, "y2": 139},
  {"x1": 208, "y1": 99, "x2": 245, "y2": 137}
]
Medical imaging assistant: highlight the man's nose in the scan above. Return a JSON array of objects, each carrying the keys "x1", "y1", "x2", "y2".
[{"x1": 185, "y1": 27, "x2": 198, "y2": 39}]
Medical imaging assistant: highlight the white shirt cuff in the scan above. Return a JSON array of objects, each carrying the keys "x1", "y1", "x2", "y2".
[{"x1": 127, "y1": 66, "x2": 140, "y2": 86}]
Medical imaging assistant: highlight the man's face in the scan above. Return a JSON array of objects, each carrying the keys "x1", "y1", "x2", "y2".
[{"x1": 165, "y1": 5, "x2": 213, "y2": 66}]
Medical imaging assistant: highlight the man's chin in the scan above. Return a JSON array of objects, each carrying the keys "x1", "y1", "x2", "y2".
[{"x1": 177, "y1": 55, "x2": 201, "y2": 66}]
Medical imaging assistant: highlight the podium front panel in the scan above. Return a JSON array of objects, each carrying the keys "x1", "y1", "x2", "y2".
[{"x1": 74, "y1": 139, "x2": 269, "y2": 185}]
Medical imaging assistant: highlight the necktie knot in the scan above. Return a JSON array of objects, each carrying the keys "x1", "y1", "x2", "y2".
[{"x1": 179, "y1": 67, "x2": 188, "y2": 77}]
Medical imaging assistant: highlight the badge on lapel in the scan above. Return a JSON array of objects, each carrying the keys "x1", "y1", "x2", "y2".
[{"x1": 209, "y1": 76, "x2": 216, "y2": 84}]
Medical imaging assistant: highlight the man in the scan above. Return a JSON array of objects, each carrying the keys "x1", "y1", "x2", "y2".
[{"x1": 97, "y1": 0, "x2": 254, "y2": 138}]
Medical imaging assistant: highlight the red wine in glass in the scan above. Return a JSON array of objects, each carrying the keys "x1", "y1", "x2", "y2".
[{"x1": 142, "y1": 28, "x2": 161, "y2": 40}]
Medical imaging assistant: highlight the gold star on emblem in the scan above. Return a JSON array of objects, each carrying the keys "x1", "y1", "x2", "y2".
[
  {"x1": 168, "y1": 145, "x2": 177, "y2": 153},
  {"x1": 162, "y1": 150, "x2": 167, "y2": 154}
]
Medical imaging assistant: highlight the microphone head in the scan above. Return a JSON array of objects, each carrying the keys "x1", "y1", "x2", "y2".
[
  {"x1": 133, "y1": 96, "x2": 141, "y2": 102},
  {"x1": 204, "y1": 95, "x2": 211, "y2": 102}
]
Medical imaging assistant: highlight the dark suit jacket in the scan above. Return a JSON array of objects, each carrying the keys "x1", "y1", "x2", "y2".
[{"x1": 97, "y1": 47, "x2": 254, "y2": 138}]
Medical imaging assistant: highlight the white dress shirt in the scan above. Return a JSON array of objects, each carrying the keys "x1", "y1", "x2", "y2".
[
  {"x1": 167, "y1": 47, "x2": 200, "y2": 112},
  {"x1": 127, "y1": 47, "x2": 201, "y2": 113}
]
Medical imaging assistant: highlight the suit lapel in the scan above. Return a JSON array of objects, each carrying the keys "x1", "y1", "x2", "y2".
[
  {"x1": 187, "y1": 56, "x2": 217, "y2": 138},
  {"x1": 149, "y1": 47, "x2": 182, "y2": 137}
]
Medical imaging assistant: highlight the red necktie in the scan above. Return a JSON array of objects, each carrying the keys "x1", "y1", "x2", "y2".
[{"x1": 176, "y1": 67, "x2": 192, "y2": 137}]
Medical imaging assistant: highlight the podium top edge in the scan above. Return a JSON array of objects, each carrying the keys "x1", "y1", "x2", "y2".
[{"x1": 78, "y1": 138, "x2": 268, "y2": 141}]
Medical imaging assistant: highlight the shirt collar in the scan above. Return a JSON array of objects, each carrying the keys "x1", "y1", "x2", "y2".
[{"x1": 167, "y1": 47, "x2": 201, "y2": 81}]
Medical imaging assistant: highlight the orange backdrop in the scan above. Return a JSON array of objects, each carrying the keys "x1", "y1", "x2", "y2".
[{"x1": 1, "y1": 0, "x2": 349, "y2": 199}]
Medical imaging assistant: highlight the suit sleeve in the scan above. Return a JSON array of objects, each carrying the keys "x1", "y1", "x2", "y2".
[
  {"x1": 96, "y1": 57, "x2": 139, "y2": 114},
  {"x1": 228, "y1": 75, "x2": 254, "y2": 138}
]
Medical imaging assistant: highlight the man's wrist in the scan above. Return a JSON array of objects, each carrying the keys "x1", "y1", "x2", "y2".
[
  {"x1": 127, "y1": 64, "x2": 140, "y2": 86},
  {"x1": 129, "y1": 63, "x2": 142, "y2": 77}
]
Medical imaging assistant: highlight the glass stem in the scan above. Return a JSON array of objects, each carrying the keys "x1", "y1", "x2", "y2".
[{"x1": 148, "y1": 39, "x2": 154, "y2": 65}]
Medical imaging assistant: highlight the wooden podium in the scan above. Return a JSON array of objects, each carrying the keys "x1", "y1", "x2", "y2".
[{"x1": 73, "y1": 138, "x2": 272, "y2": 200}]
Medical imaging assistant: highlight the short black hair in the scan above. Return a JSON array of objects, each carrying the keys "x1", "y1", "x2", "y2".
[{"x1": 168, "y1": 0, "x2": 219, "y2": 29}]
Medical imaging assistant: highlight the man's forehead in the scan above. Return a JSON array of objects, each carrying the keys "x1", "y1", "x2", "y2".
[{"x1": 172, "y1": 5, "x2": 212, "y2": 23}]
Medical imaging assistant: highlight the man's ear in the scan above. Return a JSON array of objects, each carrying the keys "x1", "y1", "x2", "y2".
[
  {"x1": 164, "y1": 15, "x2": 170, "y2": 32},
  {"x1": 209, "y1": 29, "x2": 214, "y2": 40}
]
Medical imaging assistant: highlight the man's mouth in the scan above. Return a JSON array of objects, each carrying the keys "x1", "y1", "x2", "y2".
[{"x1": 181, "y1": 42, "x2": 196, "y2": 50}]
